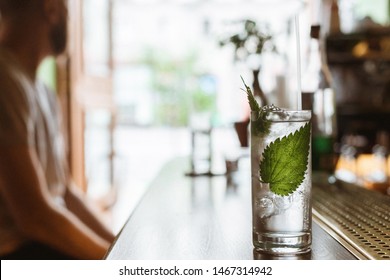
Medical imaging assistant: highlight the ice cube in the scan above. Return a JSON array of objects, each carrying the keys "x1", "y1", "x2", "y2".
[
  {"x1": 266, "y1": 111, "x2": 290, "y2": 121},
  {"x1": 260, "y1": 104, "x2": 290, "y2": 121},
  {"x1": 273, "y1": 195, "x2": 293, "y2": 210},
  {"x1": 265, "y1": 110, "x2": 290, "y2": 122},
  {"x1": 261, "y1": 104, "x2": 281, "y2": 112},
  {"x1": 257, "y1": 196, "x2": 274, "y2": 218}
]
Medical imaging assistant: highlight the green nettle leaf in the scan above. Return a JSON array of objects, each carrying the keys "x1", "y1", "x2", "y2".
[
  {"x1": 240, "y1": 76, "x2": 260, "y2": 112},
  {"x1": 240, "y1": 76, "x2": 270, "y2": 136},
  {"x1": 260, "y1": 122, "x2": 311, "y2": 196}
]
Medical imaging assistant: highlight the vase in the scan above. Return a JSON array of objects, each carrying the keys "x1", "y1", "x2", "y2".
[{"x1": 252, "y1": 69, "x2": 268, "y2": 107}]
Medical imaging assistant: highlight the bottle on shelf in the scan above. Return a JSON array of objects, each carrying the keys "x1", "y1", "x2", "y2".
[
  {"x1": 329, "y1": 0, "x2": 341, "y2": 35},
  {"x1": 306, "y1": 24, "x2": 338, "y2": 173}
]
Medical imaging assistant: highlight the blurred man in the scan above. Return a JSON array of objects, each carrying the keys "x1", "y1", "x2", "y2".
[{"x1": 0, "y1": 0, "x2": 115, "y2": 259}]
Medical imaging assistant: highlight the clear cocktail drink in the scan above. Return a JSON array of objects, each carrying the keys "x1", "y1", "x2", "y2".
[{"x1": 251, "y1": 106, "x2": 312, "y2": 254}]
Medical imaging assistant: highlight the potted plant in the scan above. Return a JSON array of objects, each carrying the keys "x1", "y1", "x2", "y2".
[{"x1": 220, "y1": 19, "x2": 276, "y2": 146}]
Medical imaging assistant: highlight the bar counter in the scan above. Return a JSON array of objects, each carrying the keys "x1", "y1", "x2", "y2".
[{"x1": 105, "y1": 157, "x2": 390, "y2": 260}]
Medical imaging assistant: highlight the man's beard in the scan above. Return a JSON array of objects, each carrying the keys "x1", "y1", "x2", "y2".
[{"x1": 49, "y1": 17, "x2": 67, "y2": 55}]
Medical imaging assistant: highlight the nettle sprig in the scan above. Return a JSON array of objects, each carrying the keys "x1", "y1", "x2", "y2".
[
  {"x1": 240, "y1": 77, "x2": 269, "y2": 136},
  {"x1": 241, "y1": 76, "x2": 260, "y2": 112},
  {"x1": 241, "y1": 77, "x2": 310, "y2": 196}
]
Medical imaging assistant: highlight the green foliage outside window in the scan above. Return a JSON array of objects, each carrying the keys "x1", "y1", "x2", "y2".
[
  {"x1": 37, "y1": 57, "x2": 57, "y2": 92},
  {"x1": 141, "y1": 48, "x2": 216, "y2": 126}
]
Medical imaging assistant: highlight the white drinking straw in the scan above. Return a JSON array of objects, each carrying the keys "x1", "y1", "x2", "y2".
[{"x1": 295, "y1": 15, "x2": 302, "y2": 111}]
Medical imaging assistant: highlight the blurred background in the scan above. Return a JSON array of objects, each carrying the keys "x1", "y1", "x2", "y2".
[{"x1": 37, "y1": 0, "x2": 390, "y2": 232}]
